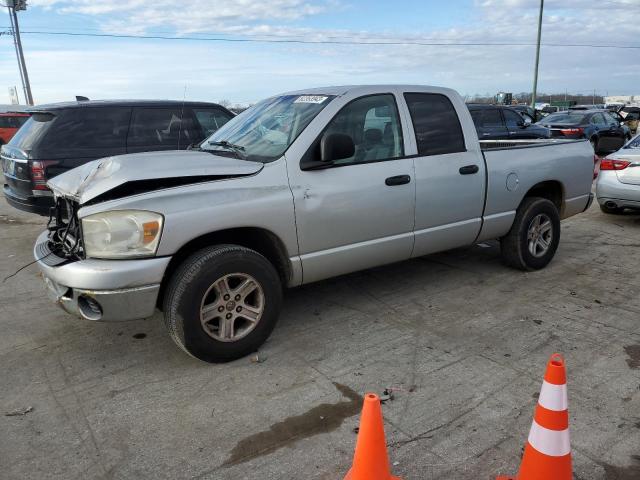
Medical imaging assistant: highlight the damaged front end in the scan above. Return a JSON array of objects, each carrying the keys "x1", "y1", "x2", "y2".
[
  {"x1": 34, "y1": 195, "x2": 84, "y2": 269},
  {"x1": 44, "y1": 196, "x2": 84, "y2": 262}
]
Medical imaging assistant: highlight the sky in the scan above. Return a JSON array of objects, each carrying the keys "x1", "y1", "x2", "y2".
[{"x1": 0, "y1": 0, "x2": 639, "y2": 105}]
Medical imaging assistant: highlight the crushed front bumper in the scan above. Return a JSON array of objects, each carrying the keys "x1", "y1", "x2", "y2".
[{"x1": 34, "y1": 231, "x2": 171, "y2": 321}]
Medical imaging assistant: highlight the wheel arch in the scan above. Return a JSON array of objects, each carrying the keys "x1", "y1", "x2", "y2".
[
  {"x1": 520, "y1": 180, "x2": 565, "y2": 215},
  {"x1": 158, "y1": 227, "x2": 291, "y2": 309}
]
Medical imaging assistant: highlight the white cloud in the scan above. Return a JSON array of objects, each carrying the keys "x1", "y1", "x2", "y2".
[{"x1": 2, "y1": 0, "x2": 639, "y2": 104}]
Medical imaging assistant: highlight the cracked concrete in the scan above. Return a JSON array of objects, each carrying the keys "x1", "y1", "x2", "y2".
[{"x1": 1, "y1": 193, "x2": 639, "y2": 480}]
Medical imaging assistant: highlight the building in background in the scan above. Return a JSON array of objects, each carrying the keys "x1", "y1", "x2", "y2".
[{"x1": 605, "y1": 95, "x2": 640, "y2": 106}]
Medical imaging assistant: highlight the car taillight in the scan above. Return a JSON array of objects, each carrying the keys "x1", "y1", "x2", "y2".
[
  {"x1": 560, "y1": 127, "x2": 584, "y2": 136},
  {"x1": 600, "y1": 158, "x2": 631, "y2": 170},
  {"x1": 30, "y1": 160, "x2": 58, "y2": 190}
]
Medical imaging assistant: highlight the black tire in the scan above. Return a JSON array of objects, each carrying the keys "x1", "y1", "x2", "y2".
[
  {"x1": 599, "y1": 204, "x2": 624, "y2": 215},
  {"x1": 163, "y1": 245, "x2": 282, "y2": 363},
  {"x1": 500, "y1": 197, "x2": 561, "y2": 271},
  {"x1": 590, "y1": 136, "x2": 598, "y2": 152}
]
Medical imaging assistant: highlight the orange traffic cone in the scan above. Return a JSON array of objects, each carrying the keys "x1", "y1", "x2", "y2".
[
  {"x1": 497, "y1": 353, "x2": 572, "y2": 480},
  {"x1": 344, "y1": 393, "x2": 401, "y2": 480}
]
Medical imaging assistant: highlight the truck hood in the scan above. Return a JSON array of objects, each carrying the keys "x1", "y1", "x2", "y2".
[{"x1": 47, "y1": 150, "x2": 263, "y2": 204}]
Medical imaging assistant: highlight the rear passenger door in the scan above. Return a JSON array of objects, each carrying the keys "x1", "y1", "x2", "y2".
[
  {"x1": 404, "y1": 93, "x2": 486, "y2": 257},
  {"x1": 127, "y1": 107, "x2": 201, "y2": 153}
]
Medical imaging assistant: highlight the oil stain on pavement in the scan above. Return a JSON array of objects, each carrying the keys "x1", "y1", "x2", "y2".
[
  {"x1": 602, "y1": 456, "x2": 640, "y2": 480},
  {"x1": 223, "y1": 382, "x2": 362, "y2": 467},
  {"x1": 623, "y1": 344, "x2": 640, "y2": 369}
]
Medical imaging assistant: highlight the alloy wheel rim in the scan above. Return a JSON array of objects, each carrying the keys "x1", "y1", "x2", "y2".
[
  {"x1": 199, "y1": 273, "x2": 265, "y2": 342},
  {"x1": 527, "y1": 213, "x2": 553, "y2": 258}
]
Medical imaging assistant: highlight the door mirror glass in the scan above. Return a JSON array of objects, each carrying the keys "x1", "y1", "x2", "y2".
[{"x1": 320, "y1": 133, "x2": 355, "y2": 162}]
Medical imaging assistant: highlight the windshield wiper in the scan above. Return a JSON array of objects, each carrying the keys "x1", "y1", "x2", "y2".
[{"x1": 206, "y1": 140, "x2": 246, "y2": 159}]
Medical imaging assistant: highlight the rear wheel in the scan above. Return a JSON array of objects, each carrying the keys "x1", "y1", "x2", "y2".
[
  {"x1": 500, "y1": 197, "x2": 561, "y2": 271},
  {"x1": 163, "y1": 245, "x2": 283, "y2": 362}
]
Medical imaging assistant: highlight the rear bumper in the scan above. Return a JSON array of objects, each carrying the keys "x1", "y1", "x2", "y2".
[
  {"x1": 34, "y1": 231, "x2": 171, "y2": 321},
  {"x1": 3, "y1": 184, "x2": 53, "y2": 215},
  {"x1": 596, "y1": 172, "x2": 640, "y2": 210}
]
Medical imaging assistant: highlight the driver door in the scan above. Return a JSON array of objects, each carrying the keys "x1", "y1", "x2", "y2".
[{"x1": 288, "y1": 93, "x2": 415, "y2": 284}]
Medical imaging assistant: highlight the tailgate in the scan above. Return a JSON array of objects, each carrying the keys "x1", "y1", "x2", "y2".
[{"x1": 1, "y1": 146, "x2": 32, "y2": 199}]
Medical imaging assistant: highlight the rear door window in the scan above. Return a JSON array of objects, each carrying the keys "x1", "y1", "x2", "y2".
[
  {"x1": 43, "y1": 108, "x2": 131, "y2": 151},
  {"x1": 128, "y1": 107, "x2": 198, "y2": 151},
  {"x1": 480, "y1": 109, "x2": 503, "y2": 128},
  {"x1": 404, "y1": 93, "x2": 466, "y2": 156},
  {"x1": 193, "y1": 108, "x2": 233, "y2": 137}
]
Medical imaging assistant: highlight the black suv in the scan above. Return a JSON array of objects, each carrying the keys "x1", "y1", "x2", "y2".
[
  {"x1": 467, "y1": 104, "x2": 550, "y2": 141},
  {"x1": 1, "y1": 99, "x2": 234, "y2": 215}
]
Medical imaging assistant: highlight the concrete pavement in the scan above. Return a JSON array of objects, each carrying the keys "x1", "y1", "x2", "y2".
[{"x1": 1, "y1": 194, "x2": 639, "y2": 479}]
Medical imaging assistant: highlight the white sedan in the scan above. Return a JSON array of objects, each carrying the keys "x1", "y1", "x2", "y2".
[{"x1": 596, "y1": 135, "x2": 640, "y2": 213}]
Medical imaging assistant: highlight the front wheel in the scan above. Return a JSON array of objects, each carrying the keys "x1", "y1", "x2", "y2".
[
  {"x1": 163, "y1": 245, "x2": 282, "y2": 362},
  {"x1": 500, "y1": 197, "x2": 561, "y2": 271}
]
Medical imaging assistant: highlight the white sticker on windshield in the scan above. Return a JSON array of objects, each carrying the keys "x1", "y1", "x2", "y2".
[{"x1": 294, "y1": 95, "x2": 328, "y2": 104}]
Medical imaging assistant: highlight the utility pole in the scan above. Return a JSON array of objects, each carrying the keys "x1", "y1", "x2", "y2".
[
  {"x1": 531, "y1": 0, "x2": 544, "y2": 109},
  {"x1": 6, "y1": 0, "x2": 34, "y2": 105}
]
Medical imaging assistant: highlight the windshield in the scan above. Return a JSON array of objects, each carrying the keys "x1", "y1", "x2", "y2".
[
  {"x1": 200, "y1": 94, "x2": 335, "y2": 162},
  {"x1": 541, "y1": 112, "x2": 586, "y2": 125}
]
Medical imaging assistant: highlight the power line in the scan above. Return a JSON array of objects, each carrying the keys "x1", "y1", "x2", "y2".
[{"x1": 1, "y1": 29, "x2": 639, "y2": 49}]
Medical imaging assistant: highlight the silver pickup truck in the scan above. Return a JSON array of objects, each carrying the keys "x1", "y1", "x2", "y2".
[{"x1": 33, "y1": 85, "x2": 595, "y2": 362}]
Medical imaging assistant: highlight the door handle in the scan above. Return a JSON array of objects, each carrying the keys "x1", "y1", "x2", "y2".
[
  {"x1": 385, "y1": 175, "x2": 411, "y2": 186},
  {"x1": 459, "y1": 165, "x2": 479, "y2": 175}
]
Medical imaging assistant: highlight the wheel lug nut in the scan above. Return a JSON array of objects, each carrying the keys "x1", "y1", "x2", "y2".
[
  {"x1": 236, "y1": 306, "x2": 242, "y2": 312},
  {"x1": 223, "y1": 294, "x2": 230, "y2": 301},
  {"x1": 218, "y1": 306, "x2": 224, "y2": 312},
  {"x1": 226, "y1": 313, "x2": 232, "y2": 319},
  {"x1": 235, "y1": 294, "x2": 241, "y2": 301}
]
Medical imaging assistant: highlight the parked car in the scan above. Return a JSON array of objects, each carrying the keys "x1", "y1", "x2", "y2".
[
  {"x1": 596, "y1": 135, "x2": 640, "y2": 214},
  {"x1": 468, "y1": 104, "x2": 550, "y2": 140},
  {"x1": 537, "y1": 110, "x2": 627, "y2": 153},
  {"x1": 0, "y1": 112, "x2": 29, "y2": 145},
  {"x1": 1, "y1": 100, "x2": 234, "y2": 215},
  {"x1": 35, "y1": 85, "x2": 595, "y2": 362},
  {"x1": 603, "y1": 110, "x2": 633, "y2": 139}
]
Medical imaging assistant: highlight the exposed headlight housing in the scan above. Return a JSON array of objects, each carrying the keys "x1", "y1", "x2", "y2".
[{"x1": 82, "y1": 210, "x2": 163, "y2": 259}]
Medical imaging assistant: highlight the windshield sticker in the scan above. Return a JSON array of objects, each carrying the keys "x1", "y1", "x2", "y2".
[{"x1": 294, "y1": 95, "x2": 328, "y2": 104}]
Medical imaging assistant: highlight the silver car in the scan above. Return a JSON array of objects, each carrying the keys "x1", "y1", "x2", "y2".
[{"x1": 596, "y1": 135, "x2": 640, "y2": 213}]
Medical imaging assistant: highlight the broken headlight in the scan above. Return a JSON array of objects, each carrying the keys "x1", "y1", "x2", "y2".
[{"x1": 81, "y1": 210, "x2": 163, "y2": 259}]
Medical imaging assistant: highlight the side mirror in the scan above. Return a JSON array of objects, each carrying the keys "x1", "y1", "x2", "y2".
[{"x1": 320, "y1": 133, "x2": 355, "y2": 162}]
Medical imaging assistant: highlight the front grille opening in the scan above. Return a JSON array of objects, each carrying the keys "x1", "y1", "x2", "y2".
[{"x1": 47, "y1": 197, "x2": 84, "y2": 260}]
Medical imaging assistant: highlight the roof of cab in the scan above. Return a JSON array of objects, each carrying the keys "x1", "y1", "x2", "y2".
[
  {"x1": 278, "y1": 84, "x2": 459, "y2": 98},
  {"x1": 26, "y1": 99, "x2": 227, "y2": 112}
]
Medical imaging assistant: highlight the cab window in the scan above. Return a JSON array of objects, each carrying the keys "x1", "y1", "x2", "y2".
[{"x1": 321, "y1": 94, "x2": 404, "y2": 165}]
